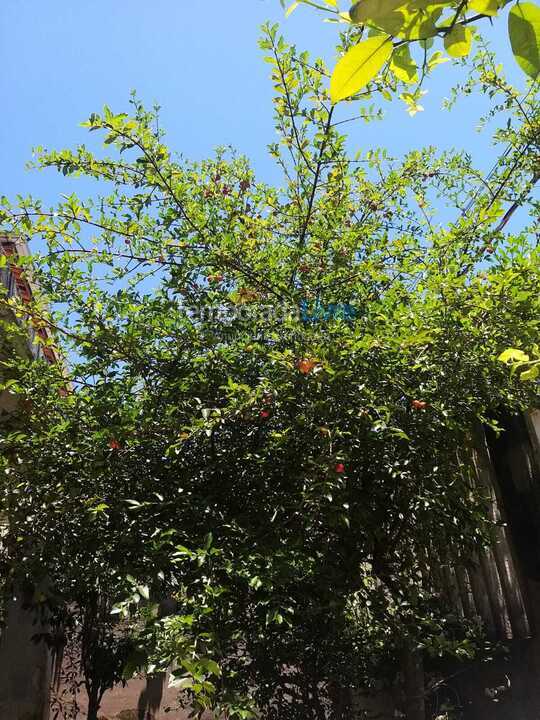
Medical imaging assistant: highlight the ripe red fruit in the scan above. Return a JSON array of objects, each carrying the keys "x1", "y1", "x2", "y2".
[
  {"x1": 297, "y1": 358, "x2": 317, "y2": 375},
  {"x1": 335, "y1": 463, "x2": 345, "y2": 474},
  {"x1": 239, "y1": 179, "x2": 250, "y2": 192},
  {"x1": 412, "y1": 400, "x2": 427, "y2": 411},
  {"x1": 109, "y1": 439, "x2": 121, "y2": 450},
  {"x1": 260, "y1": 410, "x2": 270, "y2": 419}
]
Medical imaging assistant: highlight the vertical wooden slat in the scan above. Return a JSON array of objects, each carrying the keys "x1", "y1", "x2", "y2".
[
  {"x1": 467, "y1": 557, "x2": 496, "y2": 637},
  {"x1": 449, "y1": 565, "x2": 465, "y2": 618},
  {"x1": 454, "y1": 565, "x2": 476, "y2": 620},
  {"x1": 524, "y1": 409, "x2": 540, "y2": 480},
  {"x1": 479, "y1": 548, "x2": 513, "y2": 639},
  {"x1": 470, "y1": 426, "x2": 532, "y2": 639},
  {"x1": 490, "y1": 524, "x2": 531, "y2": 638}
]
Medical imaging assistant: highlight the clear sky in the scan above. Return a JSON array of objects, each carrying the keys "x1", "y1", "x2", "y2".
[{"x1": 0, "y1": 0, "x2": 530, "y2": 206}]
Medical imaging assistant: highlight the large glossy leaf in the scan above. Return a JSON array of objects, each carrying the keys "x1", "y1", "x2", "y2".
[
  {"x1": 330, "y1": 36, "x2": 393, "y2": 103},
  {"x1": 508, "y1": 1, "x2": 540, "y2": 79},
  {"x1": 350, "y1": 0, "x2": 450, "y2": 38},
  {"x1": 350, "y1": 0, "x2": 406, "y2": 31},
  {"x1": 444, "y1": 24, "x2": 473, "y2": 56}
]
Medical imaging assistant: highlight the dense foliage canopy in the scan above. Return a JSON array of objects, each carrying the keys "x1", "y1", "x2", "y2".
[{"x1": 0, "y1": 25, "x2": 539, "y2": 720}]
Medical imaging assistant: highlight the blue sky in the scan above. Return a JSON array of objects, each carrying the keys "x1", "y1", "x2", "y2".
[{"x1": 0, "y1": 0, "x2": 529, "y2": 206}]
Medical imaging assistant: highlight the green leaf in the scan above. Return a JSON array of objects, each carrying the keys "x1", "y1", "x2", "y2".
[
  {"x1": 390, "y1": 45, "x2": 419, "y2": 83},
  {"x1": 168, "y1": 676, "x2": 194, "y2": 690},
  {"x1": 249, "y1": 575, "x2": 263, "y2": 589},
  {"x1": 468, "y1": 0, "x2": 501, "y2": 15},
  {"x1": 520, "y1": 365, "x2": 540, "y2": 381},
  {"x1": 498, "y1": 348, "x2": 530, "y2": 363},
  {"x1": 137, "y1": 584, "x2": 150, "y2": 600},
  {"x1": 427, "y1": 50, "x2": 451, "y2": 69},
  {"x1": 350, "y1": 0, "x2": 448, "y2": 39},
  {"x1": 205, "y1": 659, "x2": 222, "y2": 676},
  {"x1": 89, "y1": 502, "x2": 109, "y2": 515},
  {"x1": 330, "y1": 36, "x2": 393, "y2": 103},
  {"x1": 508, "y1": 2, "x2": 540, "y2": 79},
  {"x1": 350, "y1": 0, "x2": 405, "y2": 28},
  {"x1": 285, "y1": 1, "x2": 300, "y2": 16},
  {"x1": 444, "y1": 25, "x2": 473, "y2": 57}
]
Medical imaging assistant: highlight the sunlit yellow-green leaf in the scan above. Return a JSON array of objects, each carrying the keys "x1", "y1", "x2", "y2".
[
  {"x1": 390, "y1": 45, "x2": 419, "y2": 82},
  {"x1": 408, "y1": 6, "x2": 445, "y2": 37},
  {"x1": 468, "y1": 0, "x2": 501, "y2": 16},
  {"x1": 350, "y1": 0, "x2": 450, "y2": 38},
  {"x1": 444, "y1": 25, "x2": 473, "y2": 56},
  {"x1": 520, "y1": 365, "x2": 540, "y2": 381},
  {"x1": 427, "y1": 50, "x2": 451, "y2": 69},
  {"x1": 349, "y1": 0, "x2": 403, "y2": 31},
  {"x1": 508, "y1": 2, "x2": 540, "y2": 79},
  {"x1": 498, "y1": 348, "x2": 530, "y2": 363},
  {"x1": 400, "y1": 89, "x2": 426, "y2": 114},
  {"x1": 285, "y1": 1, "x2": 300, "y2": 17},
  {"x1": 330, "y1": 36, "x2": 393, "y2": 103}
]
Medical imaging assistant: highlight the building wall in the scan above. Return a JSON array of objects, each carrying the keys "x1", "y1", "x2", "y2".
[
  {"x1": 0, "y1": 590, "x2": 52, "y2": 720},
  {"x1": 0, "y1": 235, "x2": 54, "y2": 720}
]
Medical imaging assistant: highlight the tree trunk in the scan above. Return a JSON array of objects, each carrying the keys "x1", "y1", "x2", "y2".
[
  {"x1": 86, "y1": 685, "x2": 101, "y2": 720},
  {"x1": 402, "y1": 647, "x2": 425, "y2": 720}
]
